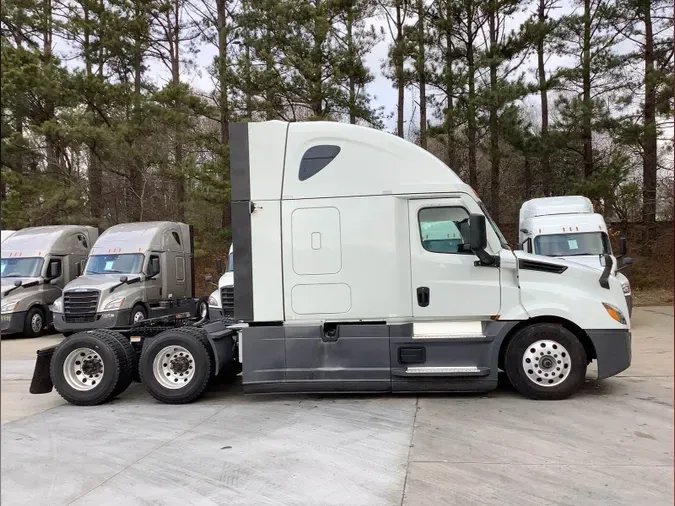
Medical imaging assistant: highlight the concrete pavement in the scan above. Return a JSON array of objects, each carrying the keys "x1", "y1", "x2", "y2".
[{"x1": 1, "y1": 306, "x2": 672, "y2": 506}]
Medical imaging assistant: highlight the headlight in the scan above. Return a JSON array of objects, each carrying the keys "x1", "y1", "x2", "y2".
[
  {"x1": 103, "y1": 297, "x2": 125, "y2": 311},
  {"x1": 1, "y1": 301, "x2": 19, "y2": 314},
  {"x1": 602, "y1": 302, "x2": 627, "y2": 324},
  {"x1": 52, "y1": 297, "x2": 63, "y2": 313},
  {"x1": 208, "y1": 295, "x2": 219, "y2": 307},
  {"x1": 621, "y1": 280, "x2": 631, "y2": 294}
]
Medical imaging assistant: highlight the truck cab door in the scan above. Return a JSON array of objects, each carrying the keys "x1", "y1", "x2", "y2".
[
  {"x1": 408, "y1": 197, "x2": 501, "y2": 319},
  {"x1": 145, "y1": 254, "x2": 162, "y2": 302}
]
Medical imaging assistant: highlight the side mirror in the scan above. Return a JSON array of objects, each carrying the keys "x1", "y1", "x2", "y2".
[
  {"x1": 47, "y1": 260, "x2": 62, "y2": 280},
  {"x1": 618, "y1": 237, "x2": 627, "y2": 258},
  {"x1": 205, "y1": 275, "x2": 214, "y2": 283},
  {"x1": 76, "y1": 262, "x2": 82, "y2": 277},
  {"x1": 215, "y1": 259, "x2": 223, "y2": 275},
  {"x1": 618, "y1": 257, "x2": 633, "y2": 272},
  {"x1": 469, "y1": 214, "x2": 487, "y2": 252}
]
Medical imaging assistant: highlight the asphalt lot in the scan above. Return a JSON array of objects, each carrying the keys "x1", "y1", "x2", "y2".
[{"x1": 1, "y1": 306, "x2": 673, "y2": 506}]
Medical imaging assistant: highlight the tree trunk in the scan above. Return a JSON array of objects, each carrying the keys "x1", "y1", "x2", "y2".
[
  {"x1": 488, "y1": 6, "x2": 500, "y2": 222},
  {"x1": 417, "y1": 0, "x2": 426, "y2": 149},
  {"x1": 85, "y1": 5, "x2": 102, "y2": 223},
  {"x1": 444, "y1": 0, "x2": 456, "y2": 171},
  {"x1": 129, "y1": 2, "x2": 144, "y2": 222},
  {"x1": 43, "y1": 0, "x2": 59, "y2": 176},
  {"x1": 395, "y1": 1, "x2": 404, "y2": 137},
  {"x1": 346, "y1": 4, "x2": 356, "y2": 124},
  {"x1": 217, "y1": 0, "x2": 231, "y2": 229},
  {"x1": 642, "y1": 1, "x2": 657, "y2": 226},
  {"x1": 524, "y1": 155, "x2": 532, "y2": 199},
  {"x1": 537, "y1": 0, "x2": 551, "y2": 196},
  {"x1": 172, "y1": 0, "x2": 185, "y2": 221},
  {"x1": 466, "y1": 6, "x2": 477, "y2": 188},
  {"x1": 582, "y1": 0, "x2": 593, "y2": 178}
]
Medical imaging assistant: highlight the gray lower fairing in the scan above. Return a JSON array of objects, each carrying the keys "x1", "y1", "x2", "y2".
[{"x1": 240, "y1": 321, "x2": 517, "y2": 394}]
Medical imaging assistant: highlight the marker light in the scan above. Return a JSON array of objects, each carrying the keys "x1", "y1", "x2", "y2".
[{"x1": 602, "y1": 303, "x2": 627, "y2": 324}]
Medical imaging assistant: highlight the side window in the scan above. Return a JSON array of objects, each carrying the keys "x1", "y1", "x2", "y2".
[
  {"x1": 171, "y1": 232, "x2": 181, "y2": 246},
  {"x1": 418, "y1": 206, "x2": 472, "y2": 254},
  {"x1": 47, "y1": 258, "x2": 63, "y2": 278},
  {"x1": 175, "y1": 257, "x2": 185, "y2": 283},
  {"x1": 298, "y1": 145, "x2": 341, "y2": 181},
  {"x1": 148, "y1": 255, "x2": 161, "y2": 277},
  {"x1": 78, "y1": 234, "x2": 88, "y2": 248}
]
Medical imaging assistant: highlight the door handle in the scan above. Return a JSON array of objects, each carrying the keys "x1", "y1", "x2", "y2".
[{"x1": 416, "y1": 287, "x2": 430, "y2": 307}]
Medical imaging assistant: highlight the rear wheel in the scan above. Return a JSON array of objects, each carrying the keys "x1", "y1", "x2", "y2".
[
  {"x1": 504, "y1": 323, "x2": 587, "y2": 400},
  {"x1": 91, "y1": 329, "x2": 138, "y2": 392},
  {"x1": 139, "y1": 328, "x2": 213, "y2": 404},
  {"x1": 50, "y1": 332, "x2": 125, "y2": 405},
  {"x1": 24, "y1": 307, "x2": 45, "y2": 338}
]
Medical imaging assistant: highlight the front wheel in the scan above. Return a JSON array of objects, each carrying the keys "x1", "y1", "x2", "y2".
[
  {"x1": 24, "y1": 307, "x2": 46, "y2": 338},
  {"x1": 130, "y1": 304, "x2": 147, "y2": 325},
  {"x1": 504, "y1": 323, "x2": 587, "y2": 400},
  {"x1": 139, "y1": 328, "x2": 213, "y2": 404}
]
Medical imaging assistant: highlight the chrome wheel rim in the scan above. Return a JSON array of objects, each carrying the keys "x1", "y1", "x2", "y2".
[
  {"x1": 63, "y1": 348, "x2": 104, "y2": 391},
  {"x1": 31, "y1": 313, "x2": 43, "y2": 333},
  {"x1": 522, "y1": 340, "x2": 571, "y2": 387},
  {"x1": 133, "y1": 311, "x2": 145, "y2": 323},
  {"x1": 153, "y1": 345, "x2": 195, "y2": 389}
]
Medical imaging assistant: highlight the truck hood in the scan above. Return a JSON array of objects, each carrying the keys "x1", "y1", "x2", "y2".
[
  {"x1": 512, "y1": 250, "x2": 600, "y2": 275},
  {"x1": 218, "y1": 272, "x2": 234, "y2": 289},
  {"x1": 1, "y1": 277, "x2": 40, "y2": 297},
  {"x1": 64, "y1": 274, "x2": 142, "y2": 293}
]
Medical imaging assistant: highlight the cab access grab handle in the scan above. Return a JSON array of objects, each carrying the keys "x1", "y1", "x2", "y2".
[{"x1": 417, "y1": 287, "x2": 430, "y2": 307}]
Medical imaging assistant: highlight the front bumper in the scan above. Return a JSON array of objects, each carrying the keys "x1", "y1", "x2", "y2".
[
  {"x1": 1, "y1": 311, "x2": 26, "y2": 335},
  {"x1": 53, "y1": 309, "x2": 132, "y2": 332},
  {"x1": 209, "y1": 307, "x2": 225, "y2": 321},
  {"x1": 587, "y1": 329, "x2": 631, "y2": 379}
]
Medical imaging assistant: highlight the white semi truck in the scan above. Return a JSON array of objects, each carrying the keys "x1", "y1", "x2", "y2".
[
  {"x1": 206, "y1": 244, "x2": 234, "y2": 320},
  {"x1": 1, "y1": 226, "x2": 98, "y2": 337},
  {"x1": 518, "y1": 196, "x2": 633, "y2": 315},
  {"x1": 30, "y1": 120, "x2": 631, "y2": 405},
  {"x1": 52, "y1": 221, "x2": 209, "y2": 334}
]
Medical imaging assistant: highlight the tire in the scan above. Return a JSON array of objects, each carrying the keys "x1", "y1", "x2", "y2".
[
  {"x1": 130, "y1": 304, "x2": 147, "y2": 325},
  {"x1": 139, "y1": 328, "x2": 213, "y2": 404},
  {"x1": 91, "y1": 329, "x2": 138, "y2": 393},
  {"x1": 50, "y1": 332, "x2": 125, "y2": 406},
  {"x1": 198, "y1": 299, "x2": 209, "y2": 320},
  {"x1": 504, "y1": 323, "x2": 587, "y2": 400},
  {"x1": 24, "y1": 306, "x2": 46, "y2": 338}
]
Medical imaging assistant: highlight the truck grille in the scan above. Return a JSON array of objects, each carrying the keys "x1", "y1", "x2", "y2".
[
  {"x1": 64, "y1": 290, "x2": 100, "y2": 323},
  {"x1": 220, "y1": 286, "x2": 234, "y2": 317}
]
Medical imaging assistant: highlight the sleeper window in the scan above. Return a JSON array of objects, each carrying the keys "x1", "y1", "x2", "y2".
[{"x1": 418, "y1": 207, "x2": 472, "y2": 254}]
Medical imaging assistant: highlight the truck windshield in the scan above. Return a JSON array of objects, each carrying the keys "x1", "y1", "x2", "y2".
[
  {"x1": 477, "y1": 201, "x2": 510, "y2": 249},
  {"x1": 0, "y1": 257, "x2": 44, "y2": 278},
  {"x1": 226, "y1": 251, "x2": 234, "y2": 272},
  {"x1": 534, "y1": 232, "x2": 610, "y2": 257},
  {"x1": 85, "y1": 254, "x2": 144, "y2": 275}
]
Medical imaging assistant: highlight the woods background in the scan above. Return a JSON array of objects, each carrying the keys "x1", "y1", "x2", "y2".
[{"x1": 1, "y1": 0, "x2": 673, "y2": 301}]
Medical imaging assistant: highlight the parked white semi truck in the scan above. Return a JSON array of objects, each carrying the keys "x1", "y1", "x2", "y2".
[
  {"x1": 2, "y1": 226, "x2": 98, "y2": 337},
  {"x1": 206, "y1": 244, "x2": 234, "y2": 320},
  {"x1": 52, "y1": 221, "x2": 209, "y2": 334},
  {"x1": 30, "y1": 121, "x2": 631, "y2": 405},
  {"x1": 518, "y1": 196, "x2": 633, "y2": 315}
]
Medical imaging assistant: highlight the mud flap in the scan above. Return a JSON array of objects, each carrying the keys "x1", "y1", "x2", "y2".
[{"x1": 29, "y1": 345, "x2": 57, "y2": 394}]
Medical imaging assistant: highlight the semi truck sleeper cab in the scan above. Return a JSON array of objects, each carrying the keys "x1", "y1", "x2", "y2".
[{"x1": 29, "y1": 120, "x2": 632, "y2": 405}]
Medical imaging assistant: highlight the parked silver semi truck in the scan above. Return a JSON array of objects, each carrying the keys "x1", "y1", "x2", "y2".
[
  {"x1": 52, "y1": 221, "x2": 209, "y2": 334},
  {"x1": 30, "y1": 120, "x2": 630, "y2": 406},
  {"x1": 2, "y1": 226, "x2": 98, "y2": 337}
]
